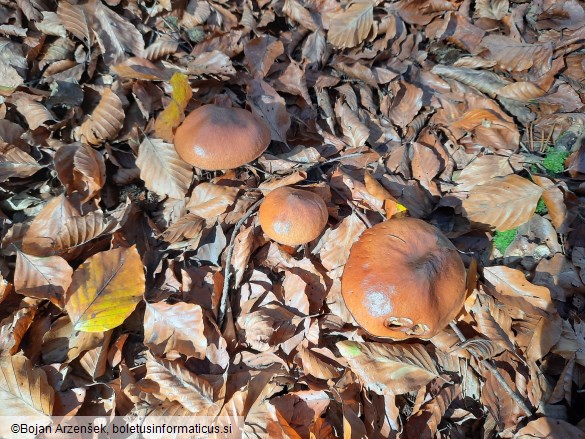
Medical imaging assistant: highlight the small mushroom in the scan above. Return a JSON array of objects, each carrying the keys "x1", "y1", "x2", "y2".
[
  {"x1": 258, "y1": 186, "x2": 328, "y2": 246},
  {"x1": 174, "y1": 104, "x2": 271, "y2": 170},
  {"x1": 341, "y1": 217, "x2": 467, "y2": 340}
]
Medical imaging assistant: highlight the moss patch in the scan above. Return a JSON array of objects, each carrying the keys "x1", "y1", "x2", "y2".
[{"x1": 493, "y1": 228, "x2": 518, "y2": 254}]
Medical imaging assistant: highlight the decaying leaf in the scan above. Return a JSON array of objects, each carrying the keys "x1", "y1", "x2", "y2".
[
  {"x1": 327, "y1": 1, "x2": 373, "y2": 49},
  {"x1": 78, "y1": 88, "x2": 124, "y2": 145}
]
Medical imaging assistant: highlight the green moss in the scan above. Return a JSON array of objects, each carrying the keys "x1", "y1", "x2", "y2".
[
  {"x1": 542, "y1": 148, "x2": 570, "y2": 174},
  {"x1": 493, "y1": 228, "x2": 517, "y2": 254},
  {"x1": 535, "y1": 198, "x2": 547, "y2": 215}
]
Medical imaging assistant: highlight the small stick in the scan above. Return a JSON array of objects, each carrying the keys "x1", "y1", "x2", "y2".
[
  {"x1": 218, "y1": 197, "x2": 263, "y2": 329},
  {"x1": 449, "y1": 321, "x2": 532, "y2": 417},
  {"x1": 329, "y1": 183, "x2": 373, "y2": 229}
]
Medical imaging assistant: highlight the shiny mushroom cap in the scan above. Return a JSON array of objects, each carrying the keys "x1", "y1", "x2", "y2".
[
  {"x1": 259, "y1": 186, "x2": 328, "y2": 246},
  {"x1": 341, "y1": 217, "x2": 467, "y2": 340},
  {"x1": 174, "y1": 104, "x2": 271, "y2": 170}
]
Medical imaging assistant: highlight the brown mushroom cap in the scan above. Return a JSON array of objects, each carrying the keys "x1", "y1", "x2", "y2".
[
  {"x1": 174, "y1": 104, "x2": 271, "y2": 170},
  {"x1": 259, "y1": 186, "x2": 328, "y2": 246},
  {"x1": 341, "y1": 217, "x2": 466, "y2": 340}
]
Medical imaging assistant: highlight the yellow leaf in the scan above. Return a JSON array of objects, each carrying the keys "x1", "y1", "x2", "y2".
[
  {"x1": 65, "y1": 246, "x2": 145, "y2": 332},
  {"x1": 170, "y1": 72, "x2": 192, "y2": 110},
  {"x1": 155, "y1": 73, "x2": 193, "y2": 142}
]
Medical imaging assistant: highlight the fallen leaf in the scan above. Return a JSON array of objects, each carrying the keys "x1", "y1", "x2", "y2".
[
  {"x1": 327, "y1": 1, "x2": 373, "y2": 49},
  {"x1": 78, "y1": 88, "x2": 124, "y2": 145},
  {"x1": 65, "y1": 246, "x2": 145, "y2": 332}
]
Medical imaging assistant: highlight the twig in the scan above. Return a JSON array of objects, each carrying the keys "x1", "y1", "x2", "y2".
[
  {"x1": 329, "y1": 184, "x2": 373, "y2": 228},
  {"x1": 218, "y1": 197, "x2": 263, "y2": 329},
  {"x1": 449, "y1": 322, "x2": 533, "y2": 417}
]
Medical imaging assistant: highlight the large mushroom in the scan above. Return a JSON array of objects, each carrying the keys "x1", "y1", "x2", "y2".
[
  {"x1": 341, "y1": 217, "x2": 467, "y2": 340},
  {"x1": 174, "y1": 104, "x2": 271, "y2": 170},
  {"x1": 259, "y1": 186, "x2": 328, "y2": 246}
]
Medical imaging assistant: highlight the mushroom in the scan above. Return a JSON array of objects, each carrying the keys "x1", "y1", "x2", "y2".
[
  {"x1": 174, "y1": 104, "x2": 271, "y2": 170},
  {"x1": 341, "y1": 217, "x2": 466, "y2": 340},
  {"x1": 258, "y1": 186, "x2": 328, "y2": 246}
]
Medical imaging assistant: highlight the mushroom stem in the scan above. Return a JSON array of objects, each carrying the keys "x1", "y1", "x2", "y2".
[
  {"x1": 448, "y1": 321, "x2": 533, "y2": 417},
  {"x1": 219, "y1": 197, "x2": 263, "y2": 329}
]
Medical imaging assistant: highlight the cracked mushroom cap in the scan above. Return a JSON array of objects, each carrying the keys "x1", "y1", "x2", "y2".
[
  {"x1": 341, "y1": 217, "x2": 467, "y2": 340},
  {"x1": 259, "y1": 186, "x2": 328, "y2": 246},
  {"x1": 174, "y1": 104, "x2": 271, "y2": 170}
]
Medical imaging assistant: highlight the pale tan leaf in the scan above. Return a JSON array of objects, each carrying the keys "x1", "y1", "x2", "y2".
[
  {"x1": 455, "y1": 155, "x2": 514, "y2": 191},
  {"x1": 449, "y1": 109, "x2": 501, "y2": 131},
  {"x1": 298, "y1": 347, "x2": 342, "y2": 380},
  {"x1": 481, "y1": 35, "x2": 552, "y2": 72},
  {"x1": 244, "y1": 36, "x2": 284, "y2": 79},
  {"x1": 14, "y1": 97, "x2": 55, "y2": 129},
  {"x1": 327, "y1": 1, "x2": 373, "y2": 48},
  {"x1": 282, "y1": 0, "x2": 320, "y2": 31},
  {"x1": 496, "y1": 82, "x2": 546, "y2": 101},
  {"x1": 0, "y1": 354, "x2": 54, "y2": 417},
  {"x1": 160, "y1": 214, "x2": 205, "y2": 243},
  {"x1": 318, "y1": 213, "x2": 366, "y2": 273},
  {"x1": 334, "y1": 101, "x2": 369, "y2": 148},
  {"x1": 258, "y1": 171, "x2": 308, "y2": 192},
  {"x1": 474, "y1": 0, "x2": 509, "y2": 20},
  {"x1": 136, "y1": 137, "x2": 193, "y2": 199},
  {"x1": 0, "y1": 144, "x2": 44, "y2": 182},
  {"x1": 79, "y1": 88, "x2": 124, "y2": 145},
  {"x1": 0, "y1": 61, "x2": 24, "y2": 94},
  {"x1": 232, "y1": 225, "x2": 257, "y2": 288},
  {"x1": 54, "y1": 211, "x2": 118, "y2": 251},
  {"x1": 15, "y1": 251, "x2": 72, "y2": 305},
  {"x1": 144, "y1": 352, "x2": 221, "y2": 415},
  {"x1": 431, "y1": 64, "x2": 510, "y2": 96},
  {"x1": 484, "y1": 266, "x2": 554, "y2": 315},
  {"x1": 57, "y1": 1, "x2": 90, "y2": 45},
  {"x1": 23, "y1": 194, "x2": 78, "y2": 256},
  {"x1": 144, "y1": 36, "x2": 179, "y2": 60},
  {"x1": 73, "y1": 143, "x2": 106, "y2": 199},
  {"x1": 462, "y1": 174, "x2": 543, "y2": 231},
  {"x1": 186, "y1": 183, "x2": 239, "y2": 219},
  {"x1": 386, "y1": 81, "x2": 424, "y2": 129},
  {"x1": 144, "y1": 302, "x2": 207, "y2": 359},
  {"x1": 515, "y1": 417, "x2": 585, "y2": 439},
  {"x1": 186, "y1": 50, "x2": 236, "y2": 76},
  {"x1": 337, "y1": 341, "x2": 439, "y2": 395},
  {"x1": 36, "y1": 11, "x2": 67, "y2": 37}
]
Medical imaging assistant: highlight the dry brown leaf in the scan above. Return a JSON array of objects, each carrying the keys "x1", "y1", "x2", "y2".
[
  {"x1": 533, "y1": 175, "x2": 573, "y2": 234},
  {"x1": 143, "y1": 352, "x2": 221, "y2": 415},
  {"x1": 79, "y1": 88, "x2": 124, "y2": 145},
  {"x1": 185, "y1": 50, "x2": 236, "y2": 77},
  {"x1": 0, "y1": 144, "x2": 44, "y2": 182},
  {"x1": 386, "y1": 81, "x2": 424, "y2": 129},
  {"x1": 496, "y1": 82, "x2": 547, "y2": 101},
  {"x1": 14, "y1": 97, "x2": 55, "y2": 130},
  {"x1": 143, "y1": 302, "x2": 207, "y2": 359},
  {"x1": 405, "y1": 385, "x2": 462, "y2": 439},
  {"x1": 282, "y1": 0, "x2": 320, "y2": 31},
  {"x1": 515, "y1": 417, "x2": 585, "y2": 439},
  {"x1": 258, "y1": 171, "x2": 308, "y2": 192},
  {"x1": 0, "y1": 303, "x2": 37, "y2": 355},
  {"x1": 15, "y1": 251, "x2": 72, "y2": 306},
  {"x1": 481, "y1": 35, "x2": 553, "y2": 72},
  {"x1": 160, "y1": 214, "x2": 205, "y2": 243},
  {"x1": 232, "y1": 225, "x2": 257, "y2": 288},
  {"x1": 247, "y1": 79, "x2": 290, "y2": 143},
  {"x1": 244, "y1": 35, "x2": 284, "y2": 79},
  {"x1": 186, "y1": 183, "x2": 239, "y2": 219},
  {"x1": 0, "y1": 354, "x2": 54, "y2": 417},
  {"x1": 54, "y1": 211, "x2": 118, "y2": 252},
  {"x1": 297, "y1": 347, "x2": 342, "y2": 380},
  {"x1": 327, "y1": 1, "x2": 373, "y2": 49},
  {"x1": 337, "y1": 341, "x2": 439, "y2": 395},
  {"x1": 136, "y1": 137, "x2": 193, "y2": 200},
  {"x1": 454, "y1": 155, "x2": 514, "y2": 191},
  {"x1": 318, "y1": 213, "x2": 366, "y2": 274},
  {"x1": 73, "y1": 143, "x2": 106, "y2": 200},
  {"x1": 85, "y1": 0, "x2": 144, "y2": 65},
  {"x1": 334, "y1": 101, "x2": 369, "y2": 148},
  {"x1": 57, "y1": 1, "x2": 90, "y2": 45},
  {"x1": 462, "y1": 174, "x2": 543, "y2": 231},
  {"x1": 483, "y1": 266, "x2": 554, "y2": 315},
  {"x1": 23, "y1": 194, "x2": 79, "y2": 256}
]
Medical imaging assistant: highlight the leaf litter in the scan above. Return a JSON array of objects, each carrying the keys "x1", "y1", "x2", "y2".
[{"x1": 0, "y1": 0, "x2": 585, "y2": 437}]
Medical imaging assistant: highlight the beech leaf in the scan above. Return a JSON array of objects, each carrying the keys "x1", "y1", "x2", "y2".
[
  {"x1": 78, "y1": 88, "x2": 124, "y2": 145},
  {"x1": 65, "y1": 246, "x2": 145, "y2": 332},
  {"x1": 327, "y1": 1, "x2": 373, "y2": 48},
  {"x1": 462, "y1": 174, "x2": 543, "y2": 231},
  {"x1": 136, "y1": 137, "x2": 193, "y2": 199}
]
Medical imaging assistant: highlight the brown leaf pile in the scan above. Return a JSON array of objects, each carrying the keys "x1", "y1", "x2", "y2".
[{"x1": 1, "y1": 0, "x2": 585, "y2": 437}]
